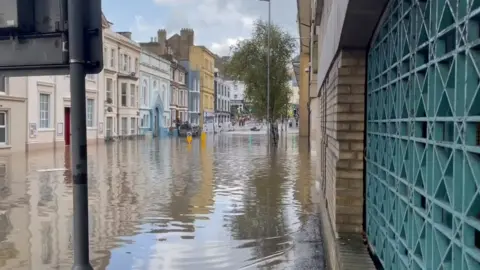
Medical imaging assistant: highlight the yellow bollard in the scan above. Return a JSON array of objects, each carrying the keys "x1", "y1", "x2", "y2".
[
  {"x1": 200, "y1": 131, "x2": 207, "y2": 148},
  {"x1": 186, "y1": 132, "x2": 193, "y2": 144}
]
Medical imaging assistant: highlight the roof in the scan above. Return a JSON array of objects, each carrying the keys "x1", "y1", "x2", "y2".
[
  {"x1": 196, "y1": 46, "x2": 216, "y2": 57},
  {"x1": 161, "y1": 54, "x2": 187, "y2": 73}
]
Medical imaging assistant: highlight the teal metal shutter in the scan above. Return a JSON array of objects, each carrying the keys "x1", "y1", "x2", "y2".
[{"x1": 366, "y1": 0, "x2": 480, "y2": 269}]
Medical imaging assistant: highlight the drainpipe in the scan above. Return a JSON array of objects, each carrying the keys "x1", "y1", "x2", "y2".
[
  {"x1": 307, "y1": 64, "x2": 312, "y2": 151},
  {"x1": 54, "y1": 76, "x2": 58, "y2": 147},
  {"x1": 25, "y1": 77, "x2": 29, "y2": 152},
  {"x1": 307, "y1": 99, "x2": 311, "y2": 151},
  {"x1": 117, "y1": 46, "x2": 121, "y2": 137}
]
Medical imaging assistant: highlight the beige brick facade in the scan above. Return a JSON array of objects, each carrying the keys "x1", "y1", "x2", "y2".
[
  {"x1": 298, "y1": 0, "x2": 385, "y2": 267},
  {"x1": 312, "y1": 49, "x2": 366, "y2": 236}
]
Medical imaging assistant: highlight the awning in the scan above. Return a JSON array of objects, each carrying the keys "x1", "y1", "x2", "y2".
[{"x1": 296, "y1": 0, "x2": 311, "y2": 55}]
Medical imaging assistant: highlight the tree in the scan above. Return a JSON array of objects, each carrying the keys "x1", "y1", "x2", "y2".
[{"x1": 225, "y1": 20, "x2": 296, "y2": 145}]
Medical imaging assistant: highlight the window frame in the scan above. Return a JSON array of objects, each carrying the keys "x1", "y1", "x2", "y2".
[
  {"x1": 110, "y1": 48, "x2": 115, "y2": 68},
  {"x1": 86, "y1": 99, "x2": 94, "y2": 128},
  {"x1": 0, "y1": 76, "x2": 7, "y2": 94},
  {"x1": 130, "y1": 117, "x2": 136, "y2": 134},
  {"x1": 39, "y1": 93, "x2": 51, "y2": 129},
  {"x1": 121, "y1": 83, "x2": 127, "y2": 107},
  {"x1": 106, "y1": 78, "x2": 113, "y2": 102},
  {"x1": 130, "y1": 84, "x2": 135, "y2": 106},
  {"x1": 0, "y1": 111, "x2": 7, "y2": 145},
  {"x1": 121, "y1": 117, "x2": 128, "y2": 135}
]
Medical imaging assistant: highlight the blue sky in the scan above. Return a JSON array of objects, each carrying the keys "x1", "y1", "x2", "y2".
[{"x1": 102, "y1": 0, "x2": 299, "y2": 56}]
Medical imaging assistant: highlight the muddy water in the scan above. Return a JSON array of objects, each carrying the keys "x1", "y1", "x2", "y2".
[{"x1": 0, "y1": 134, "x2": 324, "y2": 269}]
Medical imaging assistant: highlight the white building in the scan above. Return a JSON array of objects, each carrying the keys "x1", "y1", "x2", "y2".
[
  {"x1": 214, "y1": 70, "x2": 230, "y2": 124},
  {"x1": 289, "y1": 80, "x2": 299, "y2": 105},
  {"x1": 22, "y1": 74, "x2": 103, "y2": 151},
  {"x1": 139, "y1": 49, "x2": 171, "y2": 137},
  {"x1": 102, "y1": 14, "x2": 141, "y2": 139},
  {"x1": 224, "y1": 80, "x2": 245, "y2": 114},
  {"x1": 0, "y1": 76, "x2": 28, "y2": 153}
]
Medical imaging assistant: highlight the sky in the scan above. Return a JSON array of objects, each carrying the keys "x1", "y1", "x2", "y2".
[{"x1": 102, "y1": 0, "x2": 299, "y2": 57}]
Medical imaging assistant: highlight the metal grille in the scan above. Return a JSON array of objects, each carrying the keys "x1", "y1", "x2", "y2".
[{"x1": 366, "y1": 0, "x2": 480, "y2": 269}]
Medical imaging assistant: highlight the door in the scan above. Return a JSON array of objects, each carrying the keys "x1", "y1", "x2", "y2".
[
  {"x1": 64, "y1": 107, "x2": 71, "y2": 145},
  {"x1": 155, "y1": 108, "x2": 159, "y2": 136}
]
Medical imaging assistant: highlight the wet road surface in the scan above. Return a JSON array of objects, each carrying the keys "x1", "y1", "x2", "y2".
[{"x1": 0, "y1": 134, "x2": 324, "y2": 269}]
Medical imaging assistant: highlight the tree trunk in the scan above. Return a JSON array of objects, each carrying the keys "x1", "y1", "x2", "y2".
[{"x1": 270, "y1": 122, "x2": 279, "y2": 146}]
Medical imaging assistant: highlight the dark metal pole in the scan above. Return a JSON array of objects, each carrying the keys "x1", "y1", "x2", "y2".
[
  {"x1": 267, "y1": 0, "x2": 271, "y2": 136},
  {"x1": 68, "y1": 0, "x2": 92, "y2": 269}
]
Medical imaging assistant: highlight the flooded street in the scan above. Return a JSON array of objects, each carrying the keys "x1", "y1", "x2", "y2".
[{"x1": 0, "y1": 134, "x2": 324, "y2": 270}]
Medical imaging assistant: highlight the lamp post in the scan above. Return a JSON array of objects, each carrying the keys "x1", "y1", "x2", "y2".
[{"x1": 259, "y1": 0, "x2": 271, "y2": 136}]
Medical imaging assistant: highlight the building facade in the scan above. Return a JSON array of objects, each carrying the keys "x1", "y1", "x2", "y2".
[
  {"x1": 180, "y1": 61, "x2": 201, "y2": 126},
  {"x1": 189, "y1": 46, "x2": 215, "y2": 127},
  {"x1": 288, "y1": 80, "x2": 299, "y2": 106},
  {"x1": 102, "y1": 15, "x2": 141, "y2": 139},
  {"x1": 224, "y1": 80, "x2": 245, "y2": 118},
  {"x1": 297, "y1": 1, "x2": 480, "y2": 270},
  {"x1": 167, "y1": 56, "x2": 188, "y2": 127},
  {"x1": 139, "y1": 49, "x2": 171, "y2": 137},
  {"x1": 140, "y1": 28, "x2": 194, "y2": 61},
  {"x1": 0, "y1": 76, "x2": 28, "y2": 153},
  {"x1": 23, "y1": 74, "x2": 103, "y2": 151},
  {"x1": 214, "y1": 70, "x2": 231, "y2": 124}
]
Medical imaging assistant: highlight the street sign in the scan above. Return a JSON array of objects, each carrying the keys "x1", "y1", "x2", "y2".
[{"x1": 0, "y1": 0, "x2": 103, "y2": 77}]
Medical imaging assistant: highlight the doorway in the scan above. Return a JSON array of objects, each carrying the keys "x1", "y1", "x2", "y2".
[
  {"x1": 155, "y1": 107, "x2": 159, "y2": 136},
  {"x1": 64, "y1": 107, "x2": 71, "y2": 145}
]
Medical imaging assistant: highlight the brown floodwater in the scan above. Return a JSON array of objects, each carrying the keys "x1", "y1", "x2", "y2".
[{"x1": 0, "y1": 133, "x2": 324, "y2": 269}]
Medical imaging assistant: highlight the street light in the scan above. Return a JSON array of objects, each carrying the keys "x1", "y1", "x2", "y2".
[{"x1": 259, "y1": 0, "x2": 271, "y2": 136}]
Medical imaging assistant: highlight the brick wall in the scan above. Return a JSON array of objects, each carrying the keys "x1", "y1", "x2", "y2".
[{"x1": 314, "y1": 49, "x2": 366, "y2": 235}]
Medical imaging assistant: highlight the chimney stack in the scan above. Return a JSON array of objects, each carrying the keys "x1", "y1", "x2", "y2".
[
  {"x1": 117, "y1": 31, "x2": 132, "y2": 39},
  {"x1": 157, "y1": 29, "x2": 167, "y2": 54}
]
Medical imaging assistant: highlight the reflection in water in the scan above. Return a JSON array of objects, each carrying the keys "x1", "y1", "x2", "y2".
[{"x1": 0, "y1": 134, "x2": 323, "y2": 269}]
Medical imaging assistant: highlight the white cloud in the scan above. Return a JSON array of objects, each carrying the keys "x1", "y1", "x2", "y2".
[
  {"x1": 148, "y1": 0, "x2": 297, "y2": 56},
  {"x1": 153, "y1": 0, "x2": 191, "y2": 5},
  {"x1": 134, "y1": 15, "x2": 151, "y2": 32},
  {"x1": 210, "y1": 37, "x2": 245, "y2": 56}
]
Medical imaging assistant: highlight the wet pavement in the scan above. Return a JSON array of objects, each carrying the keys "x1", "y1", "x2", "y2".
[{"x1": 0, "y1": 134, "x2": 324, "y2": 270}]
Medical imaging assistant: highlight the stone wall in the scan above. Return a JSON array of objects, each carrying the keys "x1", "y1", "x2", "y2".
[{"x1": 311, "y1": 49, "x2": 368, "y2": 269}]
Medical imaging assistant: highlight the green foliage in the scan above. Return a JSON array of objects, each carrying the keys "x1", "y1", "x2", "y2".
[{"x1": 225, "y1": 20, "x2": 296, "y2": 122}]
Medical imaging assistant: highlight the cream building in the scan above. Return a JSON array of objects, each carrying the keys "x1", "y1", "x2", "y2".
[
  {"x1": 288, "y1": 80, "x2": 299, "y2": 105},
  {"x1": 102, "y1": 15, "x2": 141, "y2": 139},
  {"x1": 0, "y1": 76, "x2": 28, "y2": 153},
  {"x1": 21, "y1": 74, "x2": 104, "y2": 151}
]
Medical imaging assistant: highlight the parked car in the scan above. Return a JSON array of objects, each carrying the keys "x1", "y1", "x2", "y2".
[
  {"x1": 179, "y1": 123, "x2": 201, "y2": 137},
  {"x1": 191, "y1": 125, "x2": 201, "y2": 136}
]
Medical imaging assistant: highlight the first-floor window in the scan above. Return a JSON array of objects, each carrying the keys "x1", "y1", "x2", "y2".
[
  {"x1": 144, "y1": 114, "x2": 149, "y2": 128},
  {"x1": 122, "y1": 117, "x2": 127, "y2": 135},
  {"x1": 0, "y1": 112, "x2": 7, "y2": 144},
  {"x1": 39, "y1": 93, "x2": 50, "y2": 128},
  {"x1": 130, "y1": 117, "x2": 136, "y2": 134},
  {"x1": 121, "y1": 83, "x2": 127, "y2": 106},
  {"x1": 86, "y1": 99, "x2": 94, "y2": 127},
  {"x1": 106, "y1": 117, "x2": 113, "y2": 137},
  {"x1": 130, "y1": 84, "x2": 135, "y2": 107}
]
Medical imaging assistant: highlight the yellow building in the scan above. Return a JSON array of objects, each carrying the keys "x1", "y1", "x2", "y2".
[{"x1": 188, "y1": 46, "x2": 215, "y2": 126}]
